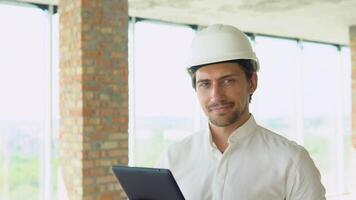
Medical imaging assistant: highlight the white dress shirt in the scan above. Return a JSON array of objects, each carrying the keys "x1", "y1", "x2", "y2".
[{"x1": 157, "y1": 115, "x2": 326, "y2": 200}]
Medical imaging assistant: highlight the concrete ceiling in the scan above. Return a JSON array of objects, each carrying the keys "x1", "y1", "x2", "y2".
[
  {"x1": 15, "y1": 0, "x2": 356, "y2": 45},
  {"x1": 129, "y1": 0, "x2": 356, "y2": 45}
]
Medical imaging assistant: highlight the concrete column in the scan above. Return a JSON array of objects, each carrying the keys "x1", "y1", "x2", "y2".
[{"x1": 59, "y1": 0, "x2": 128, "y2": 199}]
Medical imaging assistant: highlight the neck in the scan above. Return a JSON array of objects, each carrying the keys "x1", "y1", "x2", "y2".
[{"x1": 210, "y1": 113, "x2": 251, "y2": 153}]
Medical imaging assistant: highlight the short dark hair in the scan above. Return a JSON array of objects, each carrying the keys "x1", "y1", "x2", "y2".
[{"x1": 187, "y1": 59, "x2": 256, "y2": 102}]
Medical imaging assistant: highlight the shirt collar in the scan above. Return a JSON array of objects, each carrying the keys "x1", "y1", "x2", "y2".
[
  {"x1": 228, "y1": 114, "x2": 257, "y2": 144},
  {"x1": 206, "y1": 114, "x2": 258, "y2": 150}
]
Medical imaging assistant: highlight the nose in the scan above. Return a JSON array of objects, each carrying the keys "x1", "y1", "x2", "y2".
[{"x1": 210, "y1": 82, "x2": 224, "y2": 101}]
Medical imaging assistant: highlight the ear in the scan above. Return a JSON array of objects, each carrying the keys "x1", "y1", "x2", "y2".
[{"x1": 249, "y1": 72, "x2": 258, "y2": 94}]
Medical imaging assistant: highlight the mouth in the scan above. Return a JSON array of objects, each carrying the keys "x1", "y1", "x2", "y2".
[{"x1": 208, "y1": 102, "x2": 234, "y2": 114}]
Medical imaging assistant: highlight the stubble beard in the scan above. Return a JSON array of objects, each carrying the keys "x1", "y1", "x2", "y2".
[{"x1": 208, "y1": 103, "x2": 248, "y2": 127}]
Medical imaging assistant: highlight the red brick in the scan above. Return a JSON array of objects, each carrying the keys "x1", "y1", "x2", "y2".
[{"x1": 99, "y1": 192, "x2": 117, "y2": 200}]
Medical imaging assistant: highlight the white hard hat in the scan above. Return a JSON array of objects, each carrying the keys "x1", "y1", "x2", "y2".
[{"x1": 188, "y1": 24, "x2": 259, "y2": 71}]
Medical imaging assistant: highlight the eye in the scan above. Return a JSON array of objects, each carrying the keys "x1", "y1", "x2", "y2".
[
  {"x1": 223, "y1": 78, "x2": 235, "y2": 85},
  {"x1": 197, "y1": 81, "x2": 210, "y2": 88}
]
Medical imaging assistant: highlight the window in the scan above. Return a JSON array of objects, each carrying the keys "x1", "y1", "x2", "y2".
[
  {"x1": 129, "y1": 20, "x2": 198, "y2": 166},
  {"x1": 252, "y1": 36, "x2": 302, "y2": 142},
  {"x1": 301, "y1": 42, "x2": 341, "y2": 195},
  {"x1": 0, "y1": 2, "x2": 59, "y2": 200},
  {"x1": 340, "y1": 47, "x2": 352, "y2": 196},
  {"x1": 251, "y1": 36, "x2": 352, "y2": 198}
]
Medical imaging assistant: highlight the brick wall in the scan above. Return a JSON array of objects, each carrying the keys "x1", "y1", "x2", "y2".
[{"x1": 59, "y1": 0, "x2": 128, "y2": 199}]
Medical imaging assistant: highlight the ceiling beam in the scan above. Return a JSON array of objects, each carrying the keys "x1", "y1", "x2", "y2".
[{"x1": 16, "y1": 0, "x2": 58, "y2": 6}]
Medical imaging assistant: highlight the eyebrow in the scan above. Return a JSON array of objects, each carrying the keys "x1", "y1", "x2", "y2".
[{"x1": 196, "y1": 73, "x2": 240, "y2": 84}]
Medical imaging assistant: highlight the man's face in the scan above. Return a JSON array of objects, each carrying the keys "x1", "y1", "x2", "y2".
[{"x1": 195, "y1": 62, "x2": 257, "y2": 128}]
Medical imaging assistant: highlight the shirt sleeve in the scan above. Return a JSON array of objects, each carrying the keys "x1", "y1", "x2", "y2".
[{"x1": 286, "y1": 147, "x2": 326, "y2": 200}]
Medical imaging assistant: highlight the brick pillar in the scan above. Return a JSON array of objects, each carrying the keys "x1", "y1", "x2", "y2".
[{"x1": 59, "y1": 0, "x2": 128, "y2": 200}]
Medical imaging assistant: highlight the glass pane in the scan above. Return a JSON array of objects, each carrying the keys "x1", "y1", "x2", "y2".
[
  {"x1": 252, "y1": 36, "x2": 351, "y2": 196},
  {"x1": 301, "y1": 42, "x2": 339, "y2": 195},
  {"x1": 51, "y1": 12, "x2": 60, "y2": 200},
  {"x1": 252, "y1": 36, "x2": 301, "y2": 141},
  {"x1": 131, "y1": 21, "x2": 197, "y2": 167},
  {"x1": 341, "y1": 47, "x2": 352, "y2": 195},
  {"x1": 0, "y1": 3, "x2": 49, "y2": 200}
]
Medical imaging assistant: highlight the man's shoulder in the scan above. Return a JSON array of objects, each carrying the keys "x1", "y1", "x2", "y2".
[
  {"x1": 255, "y1": 125, "x2": 304, "y2": 155},
  {"x1": 254, "y1": 126, "x2": 326, "y2": 199}
]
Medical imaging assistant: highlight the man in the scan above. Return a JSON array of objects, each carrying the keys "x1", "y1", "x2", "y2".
[{"x1": 157, "y1": 24, "x2": 326, "y2": 200}]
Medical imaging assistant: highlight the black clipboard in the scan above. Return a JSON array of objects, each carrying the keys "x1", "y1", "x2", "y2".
[{"x1": 112, "y1": 165, "x2": 185, "y2": 200}]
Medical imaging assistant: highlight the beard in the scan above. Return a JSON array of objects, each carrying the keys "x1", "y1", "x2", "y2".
[{"x1": 207, "y1": 101, "x2": 248, "y2": 127}]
